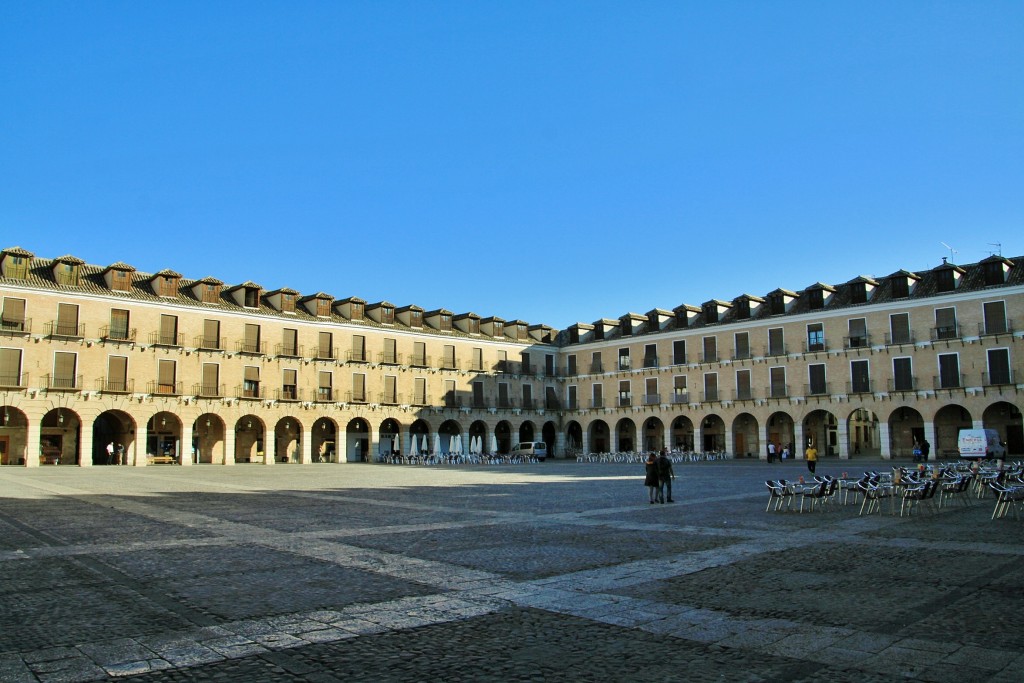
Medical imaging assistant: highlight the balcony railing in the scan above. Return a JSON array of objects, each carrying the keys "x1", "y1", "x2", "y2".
[
  {"x1": 672, "y1": 391, "x2": 689, "y2": 404},
  {"x1": 545, "y1": 397, "x2": 561, "y2": 410},
  {"x1": 846, "y1": 380, "x2": 874, "y2": 394},
  {"x1": 410, "y1": 354, "x2": 430, "y2": 367},
  {"x1": 313, "y1": 346, "x2": 338, "y2": 361},
  {"x1": 765, "y1": 344, "x2": 787, "y2": 358},
  {"x1": 0, "y1": 317, "x2": 31, "y2": 335},
  {"x1": 101, "y1": 325, "x2": 136, "y2": 343},
  {"x1": 934, "y1": 374, "x2": 963, "y2": 390},
  {"x1": 378, "y1": 392, "x2": 401, "y2": 405},
  {"x1": 931, "y1": 325, "x2": 960, "y2": 341},
  {"x1": 617, "y1": 395, "x2": 632, "y2": 407},
  {"x1": 347, "y1": 391, "x2": 368, "y2": 404},
  {"x1": 979, "y1": 320, "x2": 1014, "y2": 336},
  {"x1": 236, "y1": 385, "x2": 261, "y2": 399},
  {"x1": 700, "y1": 352, "x2": 718, "y2": 363},
  {"x1": 589, "y1": 398, "x2": 604, "y2": 409},
  {"x1": 194, "y1": 335, "x2": 226, "y2": 351},
  {"x1": 149, "y1": 331, "x2": 184, "y2": 347},
  {"x1": 149, "y1": 380, "x2": 182, "y2": 395},
  {"x1": 0, "y1": 372, "x2": 27, "y2": 388},
  {"x1": 46, "y1": 321, "x2": 85, "y2": 338},
  {"x1": 732, "y1": 349, "x2": 751, "y2": 361},
  {"x1": 566, "y1": 397, "x2": 578, "y2": 410},
  {"x1": 45, "y1": 374, "x2": 82, "y2": 390},
  {"x1": 887, "y1": 377, "x2": 918, "y2": 392},
  {"x1": 347, "y1": 349, "x2": 368, "y2": 363},
  {"x1": 642, "y1": 393, "x2": 661, "y2": 405},
  {"x1": 236, "y1": 340, "x2": 267, "y2": 355},
  {"x1": 411, "y1": 394, "x2": 428, "y2": 406},
  {"x1": 843, "y1": 335, "x2": 871, "y2": 350},
  {"x1": 315, "y1": 387, "x2": 334, "y2": 402},
  {"x1": 471, "y1": 397, "x2": 489, "y2": 409},
  {"x1": 769, "y1": 383, "x2": 789, "y2": 398},
  {"x1": 378, "y1": 351, "x2": 402, "y2": 365},
  {"x1": 671, "y1": 356, "x2": 687, "y2": 366},
  {"x1": 440, "y1": 358, "x2": 459, "y2": 371},
  {"x1": 983, "y1": 370, "x2": 1015, "y2": 386},
  {"x1": 805, "y1": 382, "x2": 830, "y2": 397},
  {"x1": 642, "y1": 356, "x2": 659, "y2": 369},
  {"x1": 521, "y1": 363, "x2": 534, "y2": 375},
  {"x1": 734, "y1": 387, "x2": 754, "y2": 401},
  {"x1": 884, "y1": 331, "x2": 916, "y2": 346},
  {"x1": 275, "y1": 344, "x2": 303, "y2": 358},
  {"x1": 275, "y1": 387, "x2": 303, "y2": 402},
  {"x1": 98, "y1": 377, "x2": 134, "y2": 394},
  {"x1": 589, "y1": 361, "x2": 604, "y2": 373},
  {"x1": 701, "y1": 389, "x2": 719, "y2": 402},
  {"x1": 193, "y1": 383, "x2": 225, "y2": 398},
  {"x1": 521, "y1": 397, "x2": 536, "y2": 410},
  {"x1": 617, "y1": 359, "x2": 631, "y2": 371},
  {"x1": 497, "y1": 397, "x2": 515, "y2": 409},
  {"x1": 803, "y1": 341, "x2": 828, "y2": 353}
]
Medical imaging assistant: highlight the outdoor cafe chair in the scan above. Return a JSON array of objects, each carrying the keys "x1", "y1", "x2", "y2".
[
  {"x1": 989, "y1": 482, "x2": 1024, "y2": 520},
  {"x1": 765, "y1": 480, "x2": 793, "y2": 512},
  {"x1": 858, "y1": 479, "x2": 893, "y2": 516},
  {"x1": 794, "y1": 480, "x2": 828, "y2": 513}
]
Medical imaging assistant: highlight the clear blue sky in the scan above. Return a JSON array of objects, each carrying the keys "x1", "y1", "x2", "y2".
[{"x1": 2, "y1": 1, "x2": 1021, "y2": 329}]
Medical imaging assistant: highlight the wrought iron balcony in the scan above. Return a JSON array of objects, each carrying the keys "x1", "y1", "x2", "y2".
[
  {"x1": 642, "y1": 393, "x2": 661, "y2": 405},
  {"x1": 313, "y1": 346, "x2": 338, "y2": 361},
  {"x1": 846, "y1": 380, "x2": 874, "y2": 394},
  {"x1": 44, "y1": 374, "x2": 82, "y2": 390},
  {"x1": 884, "y1": 331, "x2": 916, "y2": 346},
  {"x1": 672, "y1": 391, "x2": 689, "y2": 404},
  {"x1": 149, "y1": 380, "x2": 183, "y2": 396},
  {"x1": 843, "y1": 334, "x2": 871, "y2": 350},
  {"x1": 45, "y1": 321, "x2": 85, "y2": 338},
  {"x1": 193, "y1": 383, "x2": 225, "y2": 398},
  {"x1": 0, "y1": 316, "x2": 31, "y2": 335},
  {"x1": 805, "y1": 382, "x2": 830, "y2": 397},
  {"x1": 887, "y1": 377, "x2": 918, "y2": 392},
  {"x1": 275, "y1": 344, "x2": 303, "y2": 358},
  {"x1": 101, "y1": 325, "x2": 136, "y2": 343},
  {"x1": 931, "y1": 325, "x2": 960, "y2": 341},
  {"x1": 0, "y1": 372, "x2": 27, "y2": 388},
  {"x1": 98, "y1": 377, "x2": 134, "y2": 394},
  {"x1": 933, "y1": 373, "x2": 963, "y2": 390},
  {"x1": 983, "y1": 370, "x2": 1015, "y2": 386},
  {"x1": 149, "y1": 331, "x2": 184, "y2": 347},
  {"x1": 194, "y1": 335, "x2": 226, "y2": 351},
  {"x1": 236, "y1": 340, "x2": 267, "y2": 355},
  {"x1": 769, "y1": 383, "x2": 788, "y2": 398},
  {"x1": 979, "y1": 320, "x2": 1014, "y2": 336},
  {"x1": 275, "y1": 387, "x2": 303, "y2": 402}
]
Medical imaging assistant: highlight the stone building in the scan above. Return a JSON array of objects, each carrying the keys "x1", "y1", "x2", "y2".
[{"x1": 0, "y1": 246, "x2": 1020, "y2": 466}]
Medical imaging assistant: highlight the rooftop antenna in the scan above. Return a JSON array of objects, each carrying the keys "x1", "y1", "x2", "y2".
[
  {"x1": 988, "y1": 242, "x2": 1002, "y2": 257},
  {"x1": 940, "y1": 242, "x2": 958, "y2": 264}
]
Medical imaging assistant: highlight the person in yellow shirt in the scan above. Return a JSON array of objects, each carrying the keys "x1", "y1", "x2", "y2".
[{"x1": 805, "y1": 443, "x2": 818, "y2": 474}]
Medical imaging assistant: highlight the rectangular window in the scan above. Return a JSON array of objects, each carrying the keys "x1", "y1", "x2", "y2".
[
  {"x1": 850, "y1": 359, "x2": 871, "y2": 393},
  {"x1": 159, "y1": 276, "x2": 178, "y2": 297},
  {"x1": 806, "y1": 323, "x2": 825, "y2": 352},
  {"x1": 567, "y1": 354, "x2": 577, "y2": 376},
  {"x1": 202, "y1": 319, "x2": 221, "y2": 349},
  {"x1": 936, "y1": 269, "x2": 955, "y2": 293},
  {"x1": 498, "y1": 382, "x2": 510, "y2": 408},
  {"x1": 983, "y1": 301, "x2": 1007, "y2": 335},
  {"x1": 617, "y1": 380, "x2": 631, "y2": 407},
  {"x1": 0, "y1": 348, "x2": 23, "y2": 386},
  {"x1": 202, "y1": 363, "x2": 220, "y2": 396},
  {"x1": 443, "y1": 345, "x2": 456, "y2": 369},
  {"x1": 413, "y1": 377, "x2": 426, "y2": 405},
  {"x1": 52, "y1": 351, "x2": 77, "y2": 388},
  {"x1": 444, "y1": 379, "x2": 457, "y2": 407},
  {"x1": 318, "y1": 371, "x2": 333, "y2": 401},
  {"x1": 892, "y1": 277, "x2": 909, "y2": 298},
  {"x1": 243, "y1": 365, "x2": 260, "y2": 398},
  {"x1": 889, "y1": 313, "x2": 911, "y2": 345},
  {"x1": 201, "y1": 283, "x2": 219, "y2": 304},
  {"x1": 56, "y1": 303, "x2": 80, "y2": 336},
  {"x1": 644, "y1": 377, "x2": 658, "y2": 404},
  {"x1": 243, "y1": 324, "x2": 262, "y2": 353},
  {"x1": 317, "y1": 331, "x2": 334, "y2": 359},
  {"x1": 618, "y1": 348, "x2": 631, "y2": 371},
  {"x1": 351, "y1": 335, "x2": 366, "y2": 362},
  {"x1": 986, "y1": 348, "x2": 1011, "y2": 385},
  {"x1": 352, "y1": 373, "x2": 366, "y2": 402},
  {"x1": 849, "y1": 282, "x2": 867, "y2": 304},
  {"x1": 1, "y1": 297, "x2": 27, "y2": 332},
  {"x1": 934, "y1": 307, "x2": 958, "y2": 340},
  {"x1": 847, "y1": 318, "x2": 868, "y2": 348},
  {"x1": 545, "y1": 353, "x2": 555, "y2": 376},
  {"x1": 384, "y1": 375, "x2": 397, "y2": 404},
  {"x1": 472, "y1": 380, "x2": 485, "y2": 407},
  {"x1": 643, "y1": 344, "x2": 658, "y2": 368},
  {"x1": 808, "y1": 289, "x2": 824, "y2": 309},
  {"x1": 767, "y1": 328, "x2": 785, "y2": 356},
  {"x1": 591, "y1": 351, "x2": 603, "y2": 373},
  {"x1": 384, "y1": 338, "x2": 398, "y2": 364},
  {"x1": 673, "y1": 375, "x2": 688, "y2": 403},
  {"x1": 769, "y1": 366, "x2": 787, "y2": 397},
  {"x1": 892, "y1": 357, "x2": 914, "y2": 392},
  {"x1": 567, "y1": 385, "x2": 577, "y2": 410},
  {"x1": 736, "y1": 369, "x2": 752, "y2": 400},
  {"x1": 703, "y1": 373, "x2": 718, "y2": 402},
  {"x1": 937, "y1": 353, "x2": 960, "y2": 389},
  {"x1": 281, "y1": 328, "x2": 299, "y2": 356},
  {"x1": 672, "y1": 340, "x2": 686, "y2": 365},
  {"x1": 412, "y1": 341, "x2": 426, "y2": 366},
  {"x1": 522, "y1": 383, "x2": 533, "y2": 408},
  {"x1": 472, "y1": 347, "x2": 483, "y2": 371},
  {"x1": 106, "y1": 356, "x2": 128, "y2": 392},
  {"x1": 702, "y1": 336, "x2": 717, "y2": 363},
  {"x1": 157, "y1": 359, "x2": 177, "y2": 394},
  {"x1": 733, "y1": 332, "x2": 749, "y2": 360},
  {"x1": 808, "y1": 364, "x2": 827, "y2": 395},
  {"x1": 159, "y1": 314, "x2": 179, "y2": 345},
  {"x1": 281, "y1": 369, "x2": 298, "y2": 400},
  {"x1": 592, "y1": 383, "x2": 604, "y2": 409}
]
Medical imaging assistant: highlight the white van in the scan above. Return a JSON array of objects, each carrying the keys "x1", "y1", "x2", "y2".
[
  {"x1": 957, "y1": 429, "x2": 1006, "y2": 460},
  {"x1": 511, "y1": 441, "x2": 547, "y2": 461}
]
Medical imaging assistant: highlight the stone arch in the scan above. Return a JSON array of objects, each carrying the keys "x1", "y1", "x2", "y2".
[
  {"x1": 518, "y1": 420, "x2": 536, "y2": 443},
  {"x1": 410, "y1": 419, "x2": 431, "y2": 455},
  {"x1": 699, "y1": 414, "x2": 725, "y2": 452},
  {"x1": 615, "y1": 417, "x2": 636, "y2": 452},
  {"x1": 274, "y1": 417, "x2": 302, "y2": 463},
  {"x1": 933, "y1": 404, "x2": 972, "y2": 457},
  {"x1": 379, "y1": 417, "x2": 402, "y2": 459},
  {"x1": 983, "y1": 401, "x2": 1022, "y2": 456},
  {"x1": 92, "y1": 409, "x2": 136, "y2": 465},
  {"x1": 346, "y1": 417, "x2": 371, "y2": 462},
  {"x1": 469, "y1": 420, "x2": 488, "y2": 454},
  {"x1": 847, "y1": 408, "x2": 880, "y2": 457},
  {"x1": 147, "y1": 411, "x2": 182, "y2": 464},
  {"x1": 732, "y1": 412, "x2": 759, "y2": 459},
  {"x1": 887, "y1": 406, "x2": 924, "y2": 459},
  {"x1": 766, "y1": 411, "x2": 795, "y2": 457},
  {"x1": 670, "y1": 416, "x2": 694, "y2": 452},
  {"x1": 312, "y1": 417, "x2": 338, "y2": 462},
  {"x1": 541, "y1": 421, "x2": 557, "y2": 457},
  {"x1": 438, "y1": 419, "x2": 462, "y2": 455},
  {"x1": 0, "y1": 406, "x2": 29, "y2": 466},
  {"x1": 802, "y1": 409, "x2": 838, "y2": 457},
  {"x1": 194, "y1": 413, "x2": 225, "y2": 464},
  {"x1": 494, "y1": 420, "x2": 512, "y2": 454},
  {"x1": 234, "y1": 414, "x2": 265, "y2": 463},
  {"x1": 589, "y1": 419, "x2": 610, "y2": 453},
  {"x1": 40, "y1": 408, "x2": 82, "y2": 465},
  {"x1": 642, "y1": 416, "x2": 664, "y2": 452},
  {"x1": 565, "y1": 420, "x2": 583, "y2": 457}
]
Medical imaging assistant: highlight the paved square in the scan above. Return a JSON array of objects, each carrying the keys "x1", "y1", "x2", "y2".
[{"x1": 0, "y1": 460, "x2": 1021, "y2": 682}]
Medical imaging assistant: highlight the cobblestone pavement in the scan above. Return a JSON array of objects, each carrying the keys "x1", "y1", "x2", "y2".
[{"x1": 1, "y1": 459, "x2": 1021, "y2": 682}]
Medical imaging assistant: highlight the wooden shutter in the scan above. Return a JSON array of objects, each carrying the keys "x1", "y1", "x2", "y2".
[
  {"x1": 244, "y1": 365, "x2": 260, "y2": 381},
  {"x1": 983, "y1": 301, "x2": 1007, "y2": 334},
  {"x1": 385, "y1": 375, "x2": 396, "y2": 402},
  {"x1": 202, "y1": 363, "x2": 219, "y2": 394},
  {"x1": 158, "y1": 359, "x2": 176, "y2": 392},
  {"x1": 319, "y1": 332, "x2": 333, "y2": 358},
  {"x1": 57, "y1": 303, "x2": 79, "y2": 335},
  {"x1": 0, "y1": 348, "x2": 22, "y2": 385},
  {"x1": 889, "y1": 313, "x2": 910, "y2": 344},
  {"x1": 160, "y1": 315, "x2": 178, "y2": 344},
  {"x1": 2, "y1": 298, "x2": 26, "y2": 324},
  {"x1": 244, "y1": 324, "x2": 260, "y2": 351},
  {"x1": 283, "y1": 329, "x2": 298, "y2": 355},
  {"x1": 53, "y1": 351, "x2": 76, "y2": 385},
  {"x1": 107, "y1": 356, "x2": 128, "y2": 391},
  {"x1": 203, "y1": 319, "x2": 220, "y2": 347},
  {"x1": 352, "y1": 373, "x2": 365, "y2": 400},
  {"x1": 734, "y1": 333, "x2": 749, "y2": 359}
]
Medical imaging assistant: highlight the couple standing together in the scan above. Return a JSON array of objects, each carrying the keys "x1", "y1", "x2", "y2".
[{"x1": 644, "y1": 450, "x2": 676, "y2": 504}]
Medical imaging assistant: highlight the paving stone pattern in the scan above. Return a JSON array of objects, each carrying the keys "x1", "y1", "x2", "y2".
[{"x1": 0, "y1": 459, "x2": 1021, "y2": 682}]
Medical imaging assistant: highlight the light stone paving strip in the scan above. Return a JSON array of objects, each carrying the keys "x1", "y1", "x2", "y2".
[{"x1": 1, "y1": 465, "x2": 1022, "y2": 682}]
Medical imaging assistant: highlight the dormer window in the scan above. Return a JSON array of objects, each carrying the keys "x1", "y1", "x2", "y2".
[
  {"x1": 936, "y1": 269, "x2": 955, "y2": 293},
  {"x1": 808, "y1": 289, "x2": 824, "y2": 310},
  {"x1": 382, "y1": 306, "x2": 394, "y2": 325},
  {"x1": 55, "y1": 263, "x2": 78, "y2": 286},
  {"x1": 892, "y1": 278, "x2": 909, "y2": 298},
  {"x1": 410, "y1": 311, "x2": 422, "y2": 327},
  {"x1": 493, "y1": 321, "x2": 503, "y2": 336},
  {"x1": 110, "y1": 270, "x2": 130, "y2": 292},
  {"x1": 704, "y1": 304, "x2": 718, "y2": 323},
  {"x1": 768, "y1": 294, "x2": 784, "y2": 315},
  {"x1": 735, "y1": 300, "x2": 750, "y2": 319},
  {"x1": 158, "y1": 276, "x2": 178, "y2": 297},
  {"x1": 983, "y1": 260, "x2": 1006, "y2": 286},
  {"x1": 850, "y1": 283, "x2": 867, "y2": 304},
  {"x1": 201, "y1": 284, "x2": 219, "y2": 303},
  {"x1": 351, "y1": 302, "x2": 363, "y2": 320},
  {"x1": 316, "y1": 298, "x2": 330, "y2": 317},
  {"x1": 4, "y1": 255, "x2": 29, "y2": 279},
  {"x1": 440, "y1": 314, "x2": 452, "y2": 331},
  {"x1": 244, "y1": 288, "x2": 259, "y2": 307},
  {"x1": 281, "y1": 293, "x2": 295, "y2": 313}
]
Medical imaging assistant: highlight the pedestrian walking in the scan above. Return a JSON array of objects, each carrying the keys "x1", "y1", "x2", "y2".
[
  {"x1": 805, "y1": 443, "x2": 818, "y2": 474},
  {"x1": 657, "y1": 448, "x2": 675, "y2": 503},
  {"x1": 644, "y1": 452, "x2": 660, "y2": 504},
  {"x1": 767, "y1": 442, "x2": 776, "y2": 463},
  {"x1": 920, "y1": 438, "x2": 930, "y2": 462},
  {"x1": 106, "y1": 441, "x2": 115, "y2": 465},
  {"x1": 781, "y1": 445, "x2": 790, "y2": 460}
]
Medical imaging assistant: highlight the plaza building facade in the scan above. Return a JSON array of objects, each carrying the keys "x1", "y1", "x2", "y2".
[{"x1": 0, "y1": 245, "x2": 1021, "y2": 467}]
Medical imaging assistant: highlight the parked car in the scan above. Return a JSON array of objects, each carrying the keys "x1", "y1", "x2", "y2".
[
  {"x1": 511, "y1": 441, "x2": 547, "y2": 461},
  {"x1": 957, "y1": 428, "x2": 1006, "y2": 460}
]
